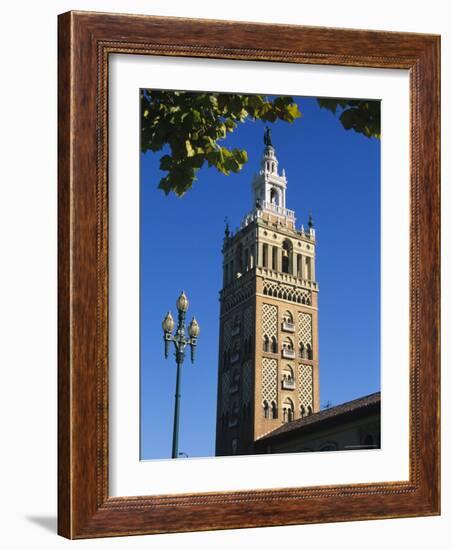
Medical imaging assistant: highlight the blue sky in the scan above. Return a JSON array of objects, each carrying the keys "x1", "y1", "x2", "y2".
[{"x1": 140, "y1": 96, "x2": 380, "y2": 460}]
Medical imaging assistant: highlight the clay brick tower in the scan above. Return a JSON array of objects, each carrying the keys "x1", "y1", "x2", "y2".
[{"x1": 215, "y1": 128, "x2": 320, "y2": 456}]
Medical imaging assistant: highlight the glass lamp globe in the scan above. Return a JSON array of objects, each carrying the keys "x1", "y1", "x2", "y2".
[
  {"x1": 162, "y1": 311, "x2": 174, "y2": 333},
  {"x1": 176, "y1": 291, "x2": 189, "y2": 312},
  {"x1": 188, "y1": 317, "x2": 200, "y2": 338}
]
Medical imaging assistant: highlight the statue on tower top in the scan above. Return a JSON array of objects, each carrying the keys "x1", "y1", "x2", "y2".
[
  {"x1": 264, "y1": 126, "x2": 273, "y2": 147},
  {"x1": 224, "y1": 216, "x2": 230, "y2": 239}
]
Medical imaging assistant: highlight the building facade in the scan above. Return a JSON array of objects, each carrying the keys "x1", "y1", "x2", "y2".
[
  {"x1": 254, "y1": 392, "x2": 381, "y2": 454},
  {"x1": 215, "y1": 129, "x2": 320, "y2": 456}
]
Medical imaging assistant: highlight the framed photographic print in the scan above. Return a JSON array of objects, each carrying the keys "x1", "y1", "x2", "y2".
[{"x1": 58, "y1": 11, "x2": 440, "y2": 538}]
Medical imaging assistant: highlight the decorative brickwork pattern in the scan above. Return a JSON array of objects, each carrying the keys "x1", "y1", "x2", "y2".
[
  {"x1": 298, "y1": 312, "x2": 312, "y2": 348},
  {"x1": 242, "y1": 360, "x2": 252, "y2": 404},
  {"x1": 263, "y1": 281, "x2": 311, "y2": 305},
  {"x1": 221, "y1": 371, "x2": 230, "y2": 413},
  {"x1": 222, "y1": 283, "x2": 253, "y2": 312},
  {"x1": 243, "y1": 306, "x2": 252, "y2": 339},
  {"x1": 223, "y1": 318, "x2": 233, "y2": 352},
  {"x1": 298, "y1": 364, "x2": 313, "y2": 410},
  {"x1": 262, "y1": 303, "x2": 277, "y2": 339},
  {"x1": 262, "y1": 357, "x2": 278, "y2": 405}
]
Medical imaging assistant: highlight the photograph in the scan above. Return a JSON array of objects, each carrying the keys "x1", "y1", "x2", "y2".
[
  {"x1": 139, "y1": 90, "x2": 381, "y2": 460},
  {"x1": 51, "y1": 6, "x2": 440, "y2": 540}
]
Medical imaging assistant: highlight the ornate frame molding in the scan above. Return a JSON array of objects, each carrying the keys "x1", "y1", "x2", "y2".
[{"x1": 58, "y1": 11, "x2": 440, "y2": 538}]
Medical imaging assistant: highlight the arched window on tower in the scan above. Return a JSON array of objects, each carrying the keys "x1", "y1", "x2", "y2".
[
  {"x1": 232, "y1": 369, "x2": 240, "y2": 389},
  {"x1": 282, "y1": 337, "x2": 293, "y2": 351},
  {"x1": 263, "y1": 335, "x2": 270, "y2": 352},
  {"x1": 282, "y1": 337, "x2": 295, "y2": 358},
  {"x1": 282, "y1": 310, "x2": 294, "y2": 332},
  {"x1": 271, "y1": 401, "x2": 278, "y2": 419},
  {"x1": 232, "y1": 315, "x2": 240, "y2": 336},
  {"x1": 282, "y1": 398, "x2": 294, "y2": 423},
  {"x1": 282, "y1": 239, "x2": 293, "y2": 274},
  {"x1": 263, "y1": 400, "x2": 269, "y2": 419},
  {"x1": 306, "y1": 343, "x2": 313, "y2": 360},
  {"x1": 282, "y1": 310, "x2": 293, "y2": 324},
  {"x1": 270, "y1": 187, "x2": 279, "y2": 206},
  {"x1": 297, "y1": 254, "x2": 302, "y2": 278},
  {"x1": 305, "y1": 256, "x2": 312, "y2": 280},
  {"x1": 262, "y1": 243, "x2": 268, "y2": 268},
  {"x1": 299, "y1": 342, "x2": 306, "y2": 358},
  {"x1": 231, "y1": 341, "x2": 240, "y2": 364},
  {"x1": 272, "y1": 245, "x2": 278, "y2": 270},
  {"x1": 271, "y1": 336, "x2": 278, "y2": 353},
  {"x1": 282, "y1": 365, "x2": 294, "y2": 381},
  {"x1": 282, "y1": 365, "x2": 295, "y2": 389},
  {"x1": 231, "y1": 401, "x2": 239, "y2": 426},
  {"x1": 307, "y1": 405, "x2": 313, "y2": 416},
  {"x1": 300, "y1": 404, "x2": 306, "y2": 418}
]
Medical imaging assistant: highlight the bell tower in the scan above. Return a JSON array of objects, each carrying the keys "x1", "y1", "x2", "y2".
[
  {"x1": 253, "y1": 126, "x2": 288, "y2": 214},
  {"x1": 215, "y1": 129, "x2": 320, "y2": 457}
]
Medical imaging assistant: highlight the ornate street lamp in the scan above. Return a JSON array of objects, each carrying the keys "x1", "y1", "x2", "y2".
[{"x1": 162, "y1": 291, "x2": 200, "y2": 459}]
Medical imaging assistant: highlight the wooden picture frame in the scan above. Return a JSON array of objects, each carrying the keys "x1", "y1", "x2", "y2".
[{"x1": 58, "y1": 11, "x2": 440, "y2": 539}]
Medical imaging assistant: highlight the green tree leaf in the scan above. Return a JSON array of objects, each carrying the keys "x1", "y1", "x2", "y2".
[
  {"x1": 141, "y1": 90, "x2": 301, "y2": 196},
  {"x1": 317, "y1": 98, "x2": 380, "y2": 139}
]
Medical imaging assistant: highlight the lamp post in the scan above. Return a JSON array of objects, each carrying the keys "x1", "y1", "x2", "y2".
[{"x1": 162, "y1": 291, "x2": 200, "y2": 459}]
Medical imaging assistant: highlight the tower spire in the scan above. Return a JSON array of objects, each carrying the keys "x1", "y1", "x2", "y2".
[{"x1": 251, "y1": 129, "x2": 293, "y2": 226}]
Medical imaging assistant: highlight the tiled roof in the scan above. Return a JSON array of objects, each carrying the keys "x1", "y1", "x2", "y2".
[{"x1": 257, "y1": 391, "x2": 380, "y2": 442}]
